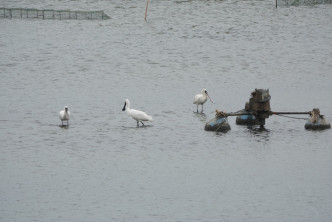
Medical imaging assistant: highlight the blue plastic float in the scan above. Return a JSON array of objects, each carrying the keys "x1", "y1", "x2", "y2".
[{"x1": 204, "y1": 117, "x2": 231, "y2": 132}]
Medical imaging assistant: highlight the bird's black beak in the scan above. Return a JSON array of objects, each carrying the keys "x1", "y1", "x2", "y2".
[{"x1": 122, "y1": 102, "x2": 126, "y2": 111}]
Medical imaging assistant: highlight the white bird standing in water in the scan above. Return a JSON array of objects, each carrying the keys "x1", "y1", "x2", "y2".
[
  {"x1": 59, "y1": 106, "x2": 70, "y2": 126},
  {"x1": 122, "y1": 99, "x2": 153, "y2": 127},
  {"x1": 193, "y1": 89, "x2": 213, "y2": 113}
]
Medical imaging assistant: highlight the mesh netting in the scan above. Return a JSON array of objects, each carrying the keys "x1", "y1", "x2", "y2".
[
  {"x1": 277, "y1": 0, "x2": 332, "y2": 6},
  {"x1": 0, "y1": 8, "x2": 110, "y2": 20}
]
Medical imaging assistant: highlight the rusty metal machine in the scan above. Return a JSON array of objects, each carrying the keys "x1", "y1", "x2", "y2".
[
  {"x1": 205, "y1": 88, "x2": 331, "y2": 132},
  {"x1": 244, "y1": 88, "x2": 271, "y2": 125}
]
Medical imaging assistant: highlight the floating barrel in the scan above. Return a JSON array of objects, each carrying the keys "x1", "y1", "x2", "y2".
[
  {"x1": 205, "y1": 117, "x2": 231, "y2": 132},
  {"x1": 304, "y1": 108, "x2": 331, "y2": 130},
  {"x1": 305, "y1": 118, "x2": 331, "y2": 130},
  {"x1": 236, "y1": 115, "x2": 264, "y2": 125}
]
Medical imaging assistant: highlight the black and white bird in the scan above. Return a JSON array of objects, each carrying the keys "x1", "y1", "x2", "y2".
[
  {"x1": 59, "y1": 106, "x2": 70, "y2": 126},
  {"x1": 122, "y1": 99, "x2": 153, "y2": 127},
  {"x1": 193, "y1": 89, "x2": 213, "y2": 113}
]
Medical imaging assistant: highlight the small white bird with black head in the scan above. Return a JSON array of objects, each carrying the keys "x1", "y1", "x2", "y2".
[
  {"x1": 193, "y1": 89, "x2": 213, "y2": 113},
  {"x1": 59, "y1": 106, "x2": 70, "y2": 126},
  {"x1": 122, "y1": 99, "x2": 153, "y2": 127}
]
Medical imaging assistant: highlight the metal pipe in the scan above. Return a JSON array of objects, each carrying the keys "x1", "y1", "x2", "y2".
[
  {"x1": 225, "y1": 112, "x2": 253, "y2": 116},
  {"x1": 217, "y1": 111, "x2": 311, "y2": 117},
  {"x1": 270, "y1": 111, "x2": 311, "y2": 115}
]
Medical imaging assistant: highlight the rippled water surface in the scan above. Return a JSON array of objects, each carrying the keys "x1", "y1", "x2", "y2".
[{"x1": 1, "y1": 1, "x2": 332, "y2": 221}]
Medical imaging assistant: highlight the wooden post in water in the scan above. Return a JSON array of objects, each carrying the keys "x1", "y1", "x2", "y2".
[{"x1": 145, "y1": 0, "x2": 150, "y2": 21}]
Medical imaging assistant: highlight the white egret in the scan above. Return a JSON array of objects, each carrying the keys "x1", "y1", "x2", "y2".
[
  {"x1": 193, "y1": 89, "x2": 213, "y2": 113},
  {"x1": 59, "y1": 106, "x2": 70, "y2": 126},
  {"x1": 122, "y1": 99, "x2": 153, "y2": 127}
]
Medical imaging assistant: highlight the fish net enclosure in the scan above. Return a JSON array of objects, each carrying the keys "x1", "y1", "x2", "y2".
[
  {"x1": 0, "y1": 8, "x2": 110, "y2": 20},
  {"x1": 277, "y1": 0, "x2": 332, "y2": 6}
]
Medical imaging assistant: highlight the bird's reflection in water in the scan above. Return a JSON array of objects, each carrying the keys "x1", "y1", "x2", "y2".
[
  {"x1": 193, "y1": 112, "x2": 207, "y2": 123},
  {"x1": 59, "y1": 124, "x2": 69, "y2": 129}
]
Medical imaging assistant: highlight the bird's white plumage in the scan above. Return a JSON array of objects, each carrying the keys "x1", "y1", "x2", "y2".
[
  {"x1": 122, "y1": 99, "x2": 152, "y2": 126},
  {"x1": 59, "y1": 106, "x2": 70, "y2": 125},
  {"x1": 193, "y1": 89, "x2": 213, "y2": 112}
]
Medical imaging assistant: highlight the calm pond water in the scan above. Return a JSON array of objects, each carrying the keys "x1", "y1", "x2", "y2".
[{"x1": 1, "y1": 0, "x2": 332, "y2": 221}]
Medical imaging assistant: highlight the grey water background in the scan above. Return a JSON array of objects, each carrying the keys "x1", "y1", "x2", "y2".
[{"x1": 1, "y1": 0, "x2": 332, "y2": 221}]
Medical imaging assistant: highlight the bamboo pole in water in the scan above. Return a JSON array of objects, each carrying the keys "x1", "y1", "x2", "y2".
[{"x1": 145, "y1": 0, "x2": 149, "y2": 21}]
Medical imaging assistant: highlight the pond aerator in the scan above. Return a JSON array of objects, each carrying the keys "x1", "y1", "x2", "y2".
[{"x1": 205, "y1": 89, "x2": 331, "y2": 132}]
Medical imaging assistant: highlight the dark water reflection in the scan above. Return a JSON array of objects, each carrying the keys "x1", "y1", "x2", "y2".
[{"x1": 245, "y1": 125, "x2": 271, "y2": 141}]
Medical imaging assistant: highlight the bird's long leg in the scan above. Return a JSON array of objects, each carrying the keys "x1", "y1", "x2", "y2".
[
  {"x1": 197, "y1": 105, "x2": 199, "y2": 113},
  {"x1": 201, "y1": 104, "x2": 204, "y2": 113},
  {"x1": 137, "y1": 121, "x2": 139, "y2": 127},
  {"x1": 61, "y1": 120, "x2": 64, "y2": 126},
  {"x1": 140, "y1": 121, "x2": 145, "y2": 126}
]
